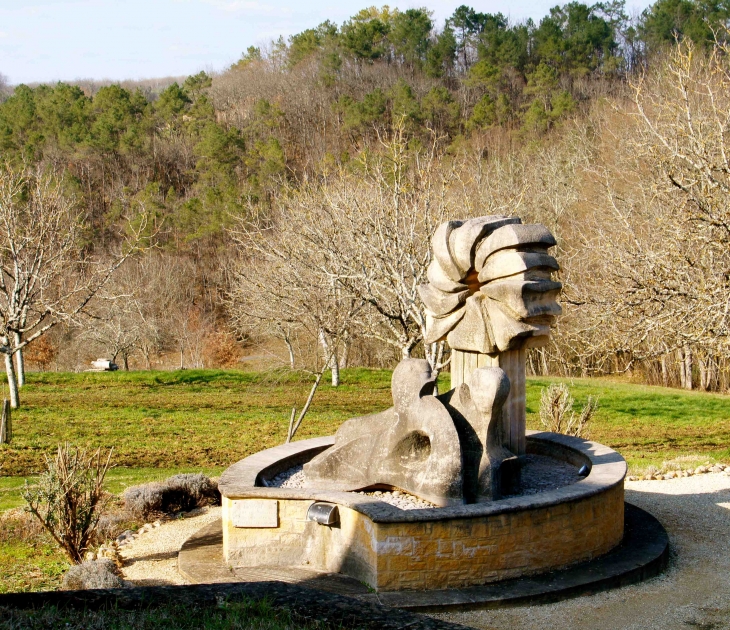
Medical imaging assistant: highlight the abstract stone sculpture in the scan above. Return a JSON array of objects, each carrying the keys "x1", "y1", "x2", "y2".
[
  {"x1": 305, "y1": 215, "x2": 561, "y2": 506},
  {"x1": 420, "y1": 216, "x2": 561, "y2": 354},
  {"x1": 421, "y1": 216, "x2": 562, "y2": 457},
  {"x1": 304, "y1": 358, "x2": 516, "y2": 504},
  {"x1": 438, "y1": 367, "x2": 519, "y2": 501}
]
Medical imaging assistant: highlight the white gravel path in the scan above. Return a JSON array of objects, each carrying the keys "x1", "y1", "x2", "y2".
[
  {"x1": 117, "y1": 474, "x2": 730, "y2": 629},
  {"x1": 118, "y1": 506, "x2": 221, "y2": 587}
]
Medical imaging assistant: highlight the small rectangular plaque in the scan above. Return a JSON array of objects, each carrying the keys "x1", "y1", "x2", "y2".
[{"x1": 230, "y1": 499, "x2": 279, "y2": 528}]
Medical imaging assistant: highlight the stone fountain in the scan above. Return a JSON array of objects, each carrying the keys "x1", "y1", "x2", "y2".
[{"x1": 180, "y1": 216, "x2": 668, "y2": 603}]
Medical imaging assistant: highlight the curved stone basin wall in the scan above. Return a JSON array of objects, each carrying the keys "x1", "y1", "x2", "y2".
[{"x1": 218, "y1": 431, "x2": 626, "y2": 592}]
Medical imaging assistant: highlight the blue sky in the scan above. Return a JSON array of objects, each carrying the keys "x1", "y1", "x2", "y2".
[{"x1": 0, "y1": 0, "x2": 655, "y2": 85}]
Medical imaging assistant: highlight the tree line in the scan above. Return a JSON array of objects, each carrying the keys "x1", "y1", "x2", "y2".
[{"x1": 1, "y1": 0, "x2": 729, "y2": 407}]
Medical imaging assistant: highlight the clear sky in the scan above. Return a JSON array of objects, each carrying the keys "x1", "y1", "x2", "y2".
[{"x1": 0, "y1": 0, "x2": 655, "y2": 85}]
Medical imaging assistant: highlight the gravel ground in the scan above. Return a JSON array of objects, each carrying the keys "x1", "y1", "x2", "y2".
[
  {"x1": 432, "y1": 472, "x2": 730, "y2": 630},
  {"x1": 266, "y1": 455, "x2": 581, "y2": 510},
  {"x1": 506, "y1": 454, "x2": 581, "y2": 495},
  {"x1": 118, "y1": 506, "x2": 221, "y2": 587},
  {"x1": 118, "y1": 474, "x2": 730, "y2": 629}
]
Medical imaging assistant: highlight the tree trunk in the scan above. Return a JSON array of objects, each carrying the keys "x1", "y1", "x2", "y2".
[
  {"x1": 541, "y1": 349, "x2": 549, "y2": 376},
  {"x1": 123, "y1": 354, "x2": 129, "y2": 371},
  {"x1": 424, "y1": 341, "x2": 445, "y2": 394},
  {"x1": 700, "y1": 355, "x2": 716, "y2": 391},
  {"x1": 283, "y1": 335, "x2": 295, "y2": 369},
  {"x1": 661, "y1": 353, "x2": 668, "y2": 387},
  {"x1": 698, "y1": 359, "x2": 704, "y2": 390},
  {"x1": 330, "y1": 356, "x2": 340, "y2": 387},
  {"x1": 287, "y1": 368, "x2": 325, "y2": 443},
  {"x1": 683, "y1": 344, "x2": 693, "y2": 390},
  {"x1": 678, "y1": 348, "x2": 686, "y2": 389},
  {"x1": 4, "y1": 348, "x2": 19, "y2": 409},
  {"x1": 339, "y1": 339, "x2": 350, "y2": 369},
  {"x1": 14, "y1": 332, "x2": 25, "y2": 387},
  {"x1": 318, "y1": 329, "x2": 339, "y2": 387}
]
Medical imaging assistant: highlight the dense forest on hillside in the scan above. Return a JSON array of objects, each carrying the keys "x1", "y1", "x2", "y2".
[{"x1": 1, "y1": 0, "x2": 730, "y2": 395}]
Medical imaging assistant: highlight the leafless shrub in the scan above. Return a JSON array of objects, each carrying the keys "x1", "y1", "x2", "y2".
[
  {"x1": 0, "y1": 508, "x2": 47, "y2": 545},
  {"x1": 163, "y1": 473, "x2": 219, "y2": 513},
  {"x1": 22, "y1": 444, "x2": 113, "y2": 563},
  {"x1": 203, "y1": 330, "x2": 242, "y2": 367},
  {"x1": 93, "y1": 511, "x2": 138, "y2": 545},
  {"x1": 539, "y1": 383, "x2": 598, "y2": 438},
  {"x1": 23, "y1": 336, "x2": 57, "y2": 371}
]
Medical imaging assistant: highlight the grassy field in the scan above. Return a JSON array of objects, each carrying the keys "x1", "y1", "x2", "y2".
[
  {"x1": 0, "y1": 507, "x2": 70, "y2": 594},
  {"x1": 2, "y1": 369, "x2": 730, "y2": 494},
  {"x1": 1, "y1": 367, "x2": 729, "y2": 594},
  {"x1": 526, "y1": 377, "x2": 730, "y2": 470}
]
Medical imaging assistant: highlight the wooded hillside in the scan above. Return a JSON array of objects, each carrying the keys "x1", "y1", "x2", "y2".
[{"x1": 1, "y1": 0, "x2": 729, "y2": 393}]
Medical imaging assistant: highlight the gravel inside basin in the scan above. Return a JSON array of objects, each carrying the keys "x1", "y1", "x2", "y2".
[{"x1": 263, "y1": 454, "x2": 581, "y2": 510}]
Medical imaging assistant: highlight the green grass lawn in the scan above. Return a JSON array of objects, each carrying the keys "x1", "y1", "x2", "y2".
[
  {"x1": 0, "y1": 368, "x2": 393, "y2": 475},
  {"x1": 2, "y1": 368, "x2": 730, "y2": 496},
  {"x1": 0, "y1": 538, "x2": 68, "y2": 595},
  {"x1": 526, "y1": 376, "x2": 730, "y2": 470}
]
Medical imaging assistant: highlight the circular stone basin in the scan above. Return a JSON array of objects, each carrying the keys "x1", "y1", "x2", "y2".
[{"x1": 218, "y1": 430, "x2": 626, "y2": 592}]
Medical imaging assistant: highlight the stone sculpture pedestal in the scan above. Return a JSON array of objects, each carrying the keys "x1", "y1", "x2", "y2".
[
  {"x1": 214, "y1": 433, "x2": 630, "y2": 592},
  {"x1": 451, "y1": 348, "x2": 526, "y2": 457}
]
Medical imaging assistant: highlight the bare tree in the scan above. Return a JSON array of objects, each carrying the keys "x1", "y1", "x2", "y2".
[
  {"x1": 229, "y1": 197, "x2": 362, "y2": 437},
  {"x1": 0, "y1": 164, "x2": 144, "y2": 406},
  {"x1": 269, "y1": 124, "x2": 460, "y2": 376},
  {"x1": 561, "y1": 40, "x2": 730, "y2": 388},
  {"x1": 82, "y1": 297, "x2": 144, "y2": 371},
  {"x1": 509, "y1": 38, "x2": 730, "y2": 389},
  {"x1": 230, "y1": 206, "x2": 360, "y2": 377}
]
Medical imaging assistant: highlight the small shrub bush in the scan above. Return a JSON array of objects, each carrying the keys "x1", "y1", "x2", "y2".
[
  {"x1": 163, "y1": 473, "x2": 219, "y2": 513},
  {"x1": 539, "y1": 383, "x2": 598, "y2": 438},
  {"x1": 122, "y1": 473, "x2": 219, "y2": 518},
  {"x1": 121, "y1": 482, "x2": 165, "y2": 518},
  {"x1": 22, "y1": 444, "x2": 113, "y2": 563},
  {"x1": 61, "y1": 559, "x2": 124, "y2": 590}
]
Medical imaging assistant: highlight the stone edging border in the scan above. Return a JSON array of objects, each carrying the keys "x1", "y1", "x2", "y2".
[
  {"x1": 627, "y1": 462, "x2": 730, "y2": 481},
  {"x1": 218, "y1": 430, "x2": 627, "y2": 523},
  {"x1": 0, "y1": 581, "x2": 467, "y2": 630}
]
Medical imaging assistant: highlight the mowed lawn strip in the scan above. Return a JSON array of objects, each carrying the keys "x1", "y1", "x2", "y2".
[{"x1": 0, "y1": 369, "x2": 393, "y2": 478}]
